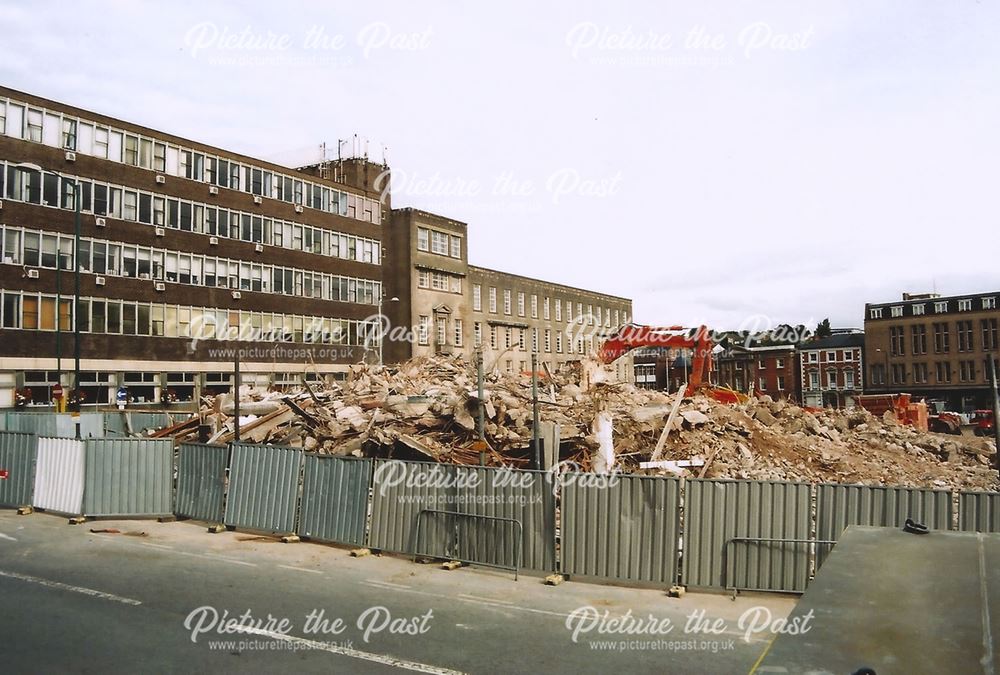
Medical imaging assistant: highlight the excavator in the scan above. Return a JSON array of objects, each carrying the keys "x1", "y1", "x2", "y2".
[{"x1": 596, "y1": 323, "x2": 746, "y2": 404}]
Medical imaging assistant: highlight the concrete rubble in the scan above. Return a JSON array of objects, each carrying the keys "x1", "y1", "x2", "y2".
[{"x1": 156, "y1": 354, "x2": 999, "y2": 491}]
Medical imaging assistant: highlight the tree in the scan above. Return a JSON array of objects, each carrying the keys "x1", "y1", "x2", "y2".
[{"x1": 816, "y1": 318, "x2": 832, "y2": 339}]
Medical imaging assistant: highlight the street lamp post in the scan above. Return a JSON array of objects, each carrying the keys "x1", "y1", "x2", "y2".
[{"x1": 14, "y1": 163, "x2": 81, "y2": 432}]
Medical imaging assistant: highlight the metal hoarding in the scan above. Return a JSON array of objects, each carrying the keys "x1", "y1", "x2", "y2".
[
  {"x1": 683, "y1": 479, "x2": 812, "y2": 592},
  {"x1": 561, "y1": 473, "x2": 679, "y2": 584},
  {"x1": 368, "y1": 459, "x2": 456, "y2": 555},
  {"x1": 0, "y1": 431, "x2": 36, "y2": 508},
  {"x1": 815, "y1": 483, "x2": 953, "y2": 566},
  {"x1": 33, "y1": 437, "x2": 85, "y2": 515},
  {"x1": 81, "y1": 438, "x2": 173, "y2": 517},
  {"x1": 175, "y1": 443, "x2": 228, "y2": 523},
  {"x1": 957, "y1": 491, "x2": 1000, "y2": 533},
  {"x1": 298, "y1": 455, "x2": 372, "y2": 546},
  {"x1": 224, "y1": 443, "x2": 302, "y2": 534}
]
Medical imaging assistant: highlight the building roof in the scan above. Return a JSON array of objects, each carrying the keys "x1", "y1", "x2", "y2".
[{"x1": 801, "y1": 333, "x2": 865, "y2": 350}]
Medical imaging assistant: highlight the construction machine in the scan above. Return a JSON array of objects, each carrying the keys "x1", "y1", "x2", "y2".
[{"x1": 596, "y1": 323, "x2": 745, "y2": 403}]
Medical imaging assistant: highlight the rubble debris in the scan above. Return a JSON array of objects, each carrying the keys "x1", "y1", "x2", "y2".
[{"x1": 159, "y1": 354, "x2": 997, "y2": 492}]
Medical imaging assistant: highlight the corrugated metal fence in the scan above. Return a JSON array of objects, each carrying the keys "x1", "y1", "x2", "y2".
[
  {"x1": 957, "y1": 491, "x2": 1000, "y2": 533},
  {"x1": 225, "y1": 444, "x2": 303, "y2": 534},
  {"x1": 33, "y1": 437, "x2": 86, "y2": 515},
  {"x1": 81, "y1": 438, "x2": 174, "y2": 517},
  {"x1": 0, "y1": 431, "x2": 37, "y2": 508},
  {"x1": 1, "y1": 412, "x2": 170, "y2": 438},
  {"x1": 298, "y1": 454, "x2": 372, "y2": 546},
  {"x1": 175, "y1": 443, "x2": 228, "y2": 523},
  {"x1": 815, "y1": 484, "x2": 953, "y2": 566},
  {"x1": 562, "y1": 473, "x2": 679, "y2": 584},
  {"x1": 683, "y1": 479, "x2": 812, "y2": 592}
]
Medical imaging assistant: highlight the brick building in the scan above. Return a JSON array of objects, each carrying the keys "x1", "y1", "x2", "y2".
[
  {"x1": 717, "y1": 344, "x2": 799, "y2": 401},
  {"x1": 383, "y1": 208, "x2": 633, "y2": 380},
  {"x1": 864, "y1": 291, "x2": 1000, "y2": 411},
  {"x1": 798, "y1": 332, "x2": 865, "y2": 408},
  {"x1": 0, "y1": 86, "x2": 387, "y2": 407}
]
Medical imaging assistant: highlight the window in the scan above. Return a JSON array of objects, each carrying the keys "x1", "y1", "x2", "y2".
[
  {"x1": 430, "y1": 231, "x2": 449, "y2": 255},
  {"x1": 418, "y1": 315, "x2": 429, "y2": 345},
  {"x1": 758, "y1": 359, "x2": 766, "y2": 369},
  {"x1": 504, "y1": 327, "x2": 511, "y2": 349},
  {"x1": 958, "y1": 320, "x2": 974, "y2": 352},
  {"x1": 890, "y1": 327, "x2": 905, "y2": 356},
  {"x1": 758, "y1": 378, "x2": 767, "y2": 391},
  {"x1": 503, "y1": 289, "x2": 511, "y2": 315},
  {"x1": 910, "y1": 325, "x2": 927, "y2": 355},
  {"x1": 435, "y1": 316, "x2": 447, "y2": 347},
  {"x1": 531, "y1": 295, "x2": 538, "y2": 319},
  {"x1": 890, "y1": 306, "x2": 903, "y2": 318},
  {"x1": 472, "y1": 284, "x2": 481, "y2": 311},
  {"x1": 827, "y1": 371, "x2": 837, "y2": 388},
  {"x1": 933, "y1": 322, "x2": 950, "y2": 353},
  {"x1": 450, "y1": 235, "x2": 461, "y2": 258},
  {"x1": 982, "y1": 318, "x2": 999, "y2": 351},
  {"x1": 844, "y1": 370, "x2": 854, "y2": 389},
  {"x1": 826, "y1": 351, "x2": 837, "y2": 362},
  {"x1": 450, "y1": 277, "x2": 461, "y2": 294},
  {"x1": 532, "y1": 327, "x2": 538, "y2": 352},
  {"x1": 517, "y1": 292, "x2": 525, "y2": 317},
  {"x1": 869, "y1": 308, "x2": 883, "y2": 319},
  {"x1": 490, "y1": 325, "x2": 497, "y2": 349},
  {"x1": 62, "y1": 118, "x2": 77, "y2": 150},
  {"x1": 474, "y1": 321, "x2": 482, "y2": 346},
  {"x1": 891, "y1": 364, "x2": 906, "y2": 384},
  {"x1": 912, "y1": 304, "x2": 925, "y2": 316},
  {"x1": 556, "y1": 332, "x2": 563, "y2": 353},
  {"x1": 454, "y1": 319, "x2": 463, "y2": 347},
  {"x1": 489, "y1": 287, "x2": 497, "y2": 313},
  {"x1": 935, "y1": 301, "x2": 948, "y2": 313},
  {"x1": 544, "y1": 329, "x2": 551, "y2": 353},
  {"x1": 984, "y1": 297, "x2": 997, "y2": 310},
  {"x1": 913, "y1": 363, "x2": 928, "y2": 384},
  {"x1": 417, "y1": 270, "x2": 429, "y2": 289},
  {"x1": 870, "y1": 364, "x2": 885, "y2": 386},
  {"x1": 808, "y1": 352, "x2": 818, "y2": 363},
  {"x1": 936, "y1": 362, "x2": 952, "y2": 383},
  {"x1": 555, "y1": 300, "x2": 562, "y2": 322},
  {"x1": 958, "y1": 299, "x2": 972, "y2": 311},
  {"x1": 543, "y1": 297, "x2": 550, "y2": 320},
  {"x1": 842, "y1": 352, "x2": 852, "y2": 362},
  {"x1": 26, "y1": 108, "x2": 43, "y2": 142},
  {"x1": 960, "y1": 360, "x2": 975, "y2": 382},
  {"x1": 777, "y1": 376, "x2": 785, "y2": 391},
  {"x1": 416, "y1": 228, "x2": 429, "y2": 251}
]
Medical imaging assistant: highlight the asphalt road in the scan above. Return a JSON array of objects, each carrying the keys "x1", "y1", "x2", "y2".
[{"x1": 0, "y1": 512, "x2": 794, "y2": 674}]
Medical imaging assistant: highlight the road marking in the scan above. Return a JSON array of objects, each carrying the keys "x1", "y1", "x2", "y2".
[
  {"x1": 361, "y1": 581, "x2": 566, "y2": 618},
  {"x1": 457, "y1": 593, "x2": 513, "y2": 605},
  {"x1": 99, "y1": 536, "x2": 256, "y2": 567},
  {"x1": 234, "y1": 626, "x2": 465, "y2": 674},
  {"x1": 139, "y1": 542, "x2": 173, "y2": 550},
  {"x1": 365, "y1": 578, "x2": 411, "y2": 590},
  {"x1": 0, "y1": 569, "x2": 141, "y2": 606},
  {"x1": 0, "y1": 533, "x2": 17, "y2": 542},
  {"x1": 278, "y1": 564, "x2": 322, "y2": 575}
]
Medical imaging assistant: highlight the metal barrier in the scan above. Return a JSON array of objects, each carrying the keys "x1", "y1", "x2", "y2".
[
  {"x1": 33, "y1": 437, "x2": 85, "y2": 515},
  {"x1": 298, "y1": 455, "x2": 372, "y2": 546},
  {"x1": 103, "y1": 412, "x2": 173, "y2": 437},
  {"x1": 956, "y1": 491, "x2": 1000, "y2": 533},
  {"x1": 225, "y1": 443, "x2": 302, "y2": 534},
  {"x1": 683, "y1": 479, "x2": 812, "y2": 592},
  {"x1": 175, "y1": 443, "x2": 228, "y2": 523},
  {"x1": 722, "y1": 537, "x2": 837, "y2": 597},
  {"x1": 815, "y1": 484, "x2": 952, "y2": 566},
  {"x1": 5, "y1": 412, "x2": 104, "y2": 438},
  {"x1": 82, "y1": 438, "x2": 174, "y2": 517},
  {"x1": 561, "y1": 473, "x2": 680, "y2": 584},
  {"x1": 0, "y1": 431, "x2": 36, "y2": 508},
  {"x1": 413, "y1": 509, "x2": 523, "y2": 579}
]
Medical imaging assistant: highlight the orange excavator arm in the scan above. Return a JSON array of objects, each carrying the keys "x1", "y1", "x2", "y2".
[{"x1": 597, "y1": 323, "x2": 714, "y2": 388}]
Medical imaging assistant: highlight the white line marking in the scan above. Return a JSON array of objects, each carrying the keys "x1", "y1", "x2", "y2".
[
  {"x1": 364, "y1": 579, "x2": 411, "y2": 590},
  {"x1": 979, "y1": 534, "x2": 994, "y2": 675},
  {"x1": 139, "y1": 542, "x2": 173, "y2": 550},
  {"x1": 457, "y1": 594, "x2": 513, "y2": 605},
  {"x1": 99, "y1": 536, "x2": 256, "y2": 567},
  {"x1": 0, "y1": 533, "x2": 17, "y2": 542},
  {"x1": 278, "y1": 564, "x2": 322, "y2": 575},
  {"x1": 361, "y1": 582, "x2": 566, "y2": 618},
  {"x1": 234, "y1": 626, "x2": 465, "y2": 674},
  {"x1": 0, "y1": 569, "x2": 141, "y2": 606}
]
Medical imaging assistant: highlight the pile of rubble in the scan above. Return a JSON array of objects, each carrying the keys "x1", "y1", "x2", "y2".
[{"x1": 157, "y1": 354, "x2": 998, "y2": 491}]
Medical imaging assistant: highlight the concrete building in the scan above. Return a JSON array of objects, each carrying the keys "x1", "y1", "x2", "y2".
[
  {"x1": 717, "y1": 344, "x2": 799, "y2": 401},
  {"x1": 798, "y1": 332, "x2": 865, "y2": 408},
  {"x1": 383, "y1": 207, "x2": 633, "y2": 380},
  {"x1": 0, "y1": 86, "x2": 385, "y2": 408},
  {"x1": 864, "y1": 291, "x2": 1000, "y2": 411}
]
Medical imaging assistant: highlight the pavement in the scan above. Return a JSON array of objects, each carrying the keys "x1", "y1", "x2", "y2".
[
  {"x1": 756, "y1": 526, "x2": 1000, "y2": 674},
  {"x1": 0, "y1": 511, "x2": 796, "y2": 674}
]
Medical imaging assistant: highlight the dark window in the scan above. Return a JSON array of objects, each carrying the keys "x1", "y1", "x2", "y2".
[{"x1": 139, "y1": 194, "x2": 152, "y2": 223}]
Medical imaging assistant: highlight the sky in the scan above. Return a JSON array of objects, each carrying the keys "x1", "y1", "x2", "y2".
[{"x1": 1, "y1": 0, "x2": 997, "y2": 332}]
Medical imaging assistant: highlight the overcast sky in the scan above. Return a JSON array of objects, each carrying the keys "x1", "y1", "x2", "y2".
[{"x1": 2, "y1": 1, "x2": 997, "y2": 332}]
